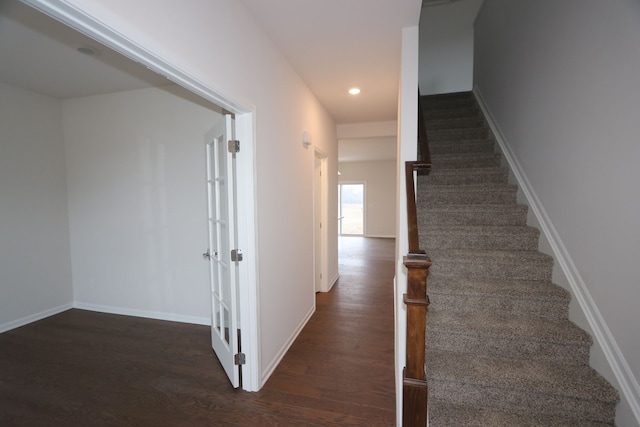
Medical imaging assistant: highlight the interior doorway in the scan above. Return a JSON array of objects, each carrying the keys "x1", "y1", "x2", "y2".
[
  {"x1": 314, "y1": 151, "x2": 328, "y2": 292},
  {"x1": 19, "y1": 0, "x2": 260, "y2": 392},
  {"x1": 338, "y1": 183, "x2": 365, "y2": 236}
]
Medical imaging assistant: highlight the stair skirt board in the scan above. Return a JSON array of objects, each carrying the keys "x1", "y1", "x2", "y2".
[{"x1": 418, "y1": 90, "x2": 622, "y2": 425}]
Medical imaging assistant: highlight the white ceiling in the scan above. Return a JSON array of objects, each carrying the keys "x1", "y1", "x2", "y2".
[
  {"x1": 0, "y1": 0, "x2": 171, "y2": 99},
  {"x1": 240, "y1": 0, "x2": 422, "y2": 124},
  {"x1": 0, "y1": 1, "x2": 484, "y2": 165},
  {"x1": 1, "y1": 0, "x2": 421, "y2": 128}
]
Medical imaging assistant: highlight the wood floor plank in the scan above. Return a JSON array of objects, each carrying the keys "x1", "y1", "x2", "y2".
[{"x1": 0, "y1": 237, "x2": 396, "y2": 426}]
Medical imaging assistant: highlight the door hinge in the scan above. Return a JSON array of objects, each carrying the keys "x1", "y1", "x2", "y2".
[
  {"x1": 231, "y1": 249, "x2": 243, "y2": 262},
  {"x1": 228, "y1": 139, "x2": 240, "y2": 153},
  {"x1": 234, "y1": 352, "x2": 246, "y2": 365}
]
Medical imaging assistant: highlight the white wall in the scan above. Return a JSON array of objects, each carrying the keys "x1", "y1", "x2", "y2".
[
  {"x1": 419, "y1": 0, "x2": 483, "y2": 95},
  {"x1": 337, "y1": 120, "x2": 397, "y2": 139},
  {"x1": 0, "y1": 83, "x2": 73, "y2": 330},
  {"x1": 339, "y1": 161, "x2": 396, "y2": 238},
  {"x1": 49, "y1": 0, "x2": 338, "y2": 384},
  {"x1": 63, "y1": 86, "x2": 220, "y2": 324},
  {"x1": 474, "y1": 1, "x2": 640, "y2": 425},
  {"x1": 337, "y1": 121, "x2": 397, "y2": 237},
  {"x1": 337, "y1": 120, "x2": 397, "y2": 162}
]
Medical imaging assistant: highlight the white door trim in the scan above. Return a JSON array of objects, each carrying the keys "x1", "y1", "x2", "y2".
[
  {"x1": 25, "y1": 0, "x2": 261, "y2": 392},
  {"x1": 234, "y1": 113, "x2": 260, "y2": 391},
  {"x1": 313, "y1": 149, "x2": 329, "y2": 292}
]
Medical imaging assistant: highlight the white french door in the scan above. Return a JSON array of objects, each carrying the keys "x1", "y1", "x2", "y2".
[{"x1": 205, "y1": 114, "x2": 240, "y2": 387}]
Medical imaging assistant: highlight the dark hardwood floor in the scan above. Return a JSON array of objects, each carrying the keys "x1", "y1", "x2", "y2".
[{"x1": 0, "y1": 237, "x2": 396, "y2": 426}]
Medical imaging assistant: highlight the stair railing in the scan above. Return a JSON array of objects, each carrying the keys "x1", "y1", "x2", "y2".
[{"x1": 402, "y1": 91, "x2": 432, "y2": 426}]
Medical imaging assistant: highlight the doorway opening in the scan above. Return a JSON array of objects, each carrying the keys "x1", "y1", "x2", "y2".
[
  {"x1": 20, "y1": 0, "x2": 259, "y2": 392},
  {"x1": 338, "y1": 183, "x2": 365, "y2": 236},
  {"x1": 314, "y1": 151, "x2": 328, "y2": 292}
]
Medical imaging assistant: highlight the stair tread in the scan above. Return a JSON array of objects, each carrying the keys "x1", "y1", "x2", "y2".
[
  {"x1": 429, "y1": 137, "x2": 493, "y2": 145},
  {"x1": 427, "y1": 350, "x2": 619, "y2": 403},
  {"x1": 422, "y1": 224, "x2": 538, "y2": 236},
  {"x1": 422, "y1": 91, "x2": 473, "y2": 100},
  {"x1": 428, "y1": 248, "x2": 553, "y2": 262},
  {"x1": 428, "y1": 277, "x2": 569, "y2": 301},
  {"x1": 428, "y1": 165, "x2": 506, "y2": 174},
  {"x1": 430, "y1": 142, "x2": 496, "y2": 156},
  {"x1": 423, "y1": 203, "x2": 528, "y2": 213},
  {"x1": 426, "y1": 118, "x2": 485, "y2": 129},
  {"x1": 428, "y1": 309, "x2": 591, "y2": 345},
  {"x1": 428, "y1": 402, "x2": 614, "y2": 427},
  {"x1": 419, "y1": 204, "x2": 529, "y2": 226},
  {"x1": 421, "y1": 225, "x2": 539, "y2": 251},
  {"x1": 428, "y1": 249, "x2": 553, "y2": 282},
  {"x1": 432, "y1": 152, "x2": 499, "y2": 160},
  {"x1": 420, "y1": 183, "x2": 517, "y2": 194},
  {"x1": 426, "y1": 114, "x2": 483, "y2": 121},
  {"x1": 423, "y1": 97, "x2": 476, "y2": 106},
  {"x1": 425, "y1": 106, "x2": 479, "y2": 116},
  {"x1": 423, "y1": 169, "x2": 510, "y2": 186},
  {"x1": 419, "y1": 183, "x2": 518, "y2": 206},
  {"x1": 423, "y1": 99, "x2": 477, "y2": 110},
  {"x1": 428, "y1": 127, "x2": 487, "y2": 134}
]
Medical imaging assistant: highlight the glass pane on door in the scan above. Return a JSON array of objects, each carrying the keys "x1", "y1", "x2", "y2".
[{"x1": 338, "y1": 184, "x2": 364, "y2": 235}]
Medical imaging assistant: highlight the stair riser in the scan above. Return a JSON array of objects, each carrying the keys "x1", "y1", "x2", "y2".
[
  {"x1": 430, "y1": 140, "x2": 496, "y2": 155},
  {"x1": 428, "y1": 332, "x2": 590, "y2": 365},
  {"x1": 425, "y1": 107, "x2": 479, "y2": 120},
  {"x1": 423, "y1": 92, "x2": 475, "y2": 101},
  {"x1": 431, "y1": 155, "x2": 501, "y2": 169},
  {"x1": 423, "y1": 99, "x2": 476, "y2": 111},
  {"x1": 429, "y1": 258, "x2": 553, "y2": 282},
  {"x1": 426, "y1": 117, "x2": 485, "y2": 130},
  {"x1": 429, "y1": 293, "x2": 569, "y2": 320},
  {"x1": 418, "y1": 209, "x2": 528, "y2": 227},
  {"x1": 428, "y1": 128, "x2": 489, "y2": 141},
  {"x1": 419, "y1": 189, "x2": 517, "y2": 205},
  {"x1": 424, "y1": 170, "x2": 509, "y2": 185},
  {"x1": 421, "y1": 232, "x2": 539, "y2": 251},
  {"x1": 428, "y1": 380, "x2": 617, "y2": 424},
  {"x1": 428, "y1": 401, "x2": 614, "y2": 427}
]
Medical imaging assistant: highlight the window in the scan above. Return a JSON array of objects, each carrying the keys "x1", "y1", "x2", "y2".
[{"x1": 338, "y1": 183, "x2": 364, "y2": 235}]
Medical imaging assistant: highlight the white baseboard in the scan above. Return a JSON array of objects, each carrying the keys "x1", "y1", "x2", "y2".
[
  {"x1": 474, "y1": 86, "x2": 640, "y2": 425},
  {"x1": 0, "y1": 303, "x2": 73, "y2": 334},
  {"x1": 364, "y1": 234, "x2": 395, "y2": 239},
  {"x1": 73, "y1": 302, "x2": 211, "y2": 326},
  {"x1": 260, "y1": 304, "x2": 315, "y2": 385},
  {"x1": 328, "y1": 273, "x2": 340, "y2": 292}
]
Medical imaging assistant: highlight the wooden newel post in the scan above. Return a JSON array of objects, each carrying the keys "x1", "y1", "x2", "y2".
[{"x1": 402, "y1": 252, "x2": 431, "y2": 427}]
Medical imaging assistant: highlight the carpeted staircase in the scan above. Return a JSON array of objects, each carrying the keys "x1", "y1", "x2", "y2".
[{"x1": 417, "y1": 92, "x2": 620, "y2": 426}]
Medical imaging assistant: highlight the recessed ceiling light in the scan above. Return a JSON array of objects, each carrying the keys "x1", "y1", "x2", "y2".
[{"x1": 348, "y1": 88, "x2": 361, "y2": 95}]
